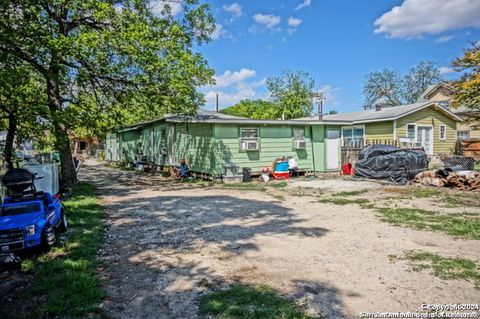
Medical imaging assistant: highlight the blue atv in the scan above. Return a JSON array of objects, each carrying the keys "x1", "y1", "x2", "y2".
[{"x1": 0, "y1": 168, "x2": 67, "y2": 253}]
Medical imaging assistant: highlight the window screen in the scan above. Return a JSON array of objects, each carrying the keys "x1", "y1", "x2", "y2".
[
  {"x1": 293, "y1": 128, "x2": 305, "y2": 140},
  {"x1": 407, "y1": 124, "x2": 416, "y2": 140},
  {"x1": 439, "y1": 125, "x2": 446, "y2": 140},
  {"x1": 240, "y1": 128, "x2": 259, "y2": 140},
  {"x1": 343, "y1": 127, "x2": 364, "y2": 146}
]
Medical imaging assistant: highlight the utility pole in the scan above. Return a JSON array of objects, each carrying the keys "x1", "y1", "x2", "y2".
[
  {"x1": 318, "y1": 99, "x2": 323, "y2": 120},
  {"x1": 215, "y1": 93, "x2": 219, "y2": 112}
]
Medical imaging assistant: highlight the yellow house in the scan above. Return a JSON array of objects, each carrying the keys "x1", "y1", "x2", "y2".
[
  {"x1": 416, "y1": 82, "x2": 480, "y2": 140},
  {"x1": 319, "y1": 102, "x2": 463, "y2": 155}
]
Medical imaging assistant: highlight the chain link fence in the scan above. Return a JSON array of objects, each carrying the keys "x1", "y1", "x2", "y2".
[{"x1": 440, "y1": 155, "x2": 478, "y2": 171}]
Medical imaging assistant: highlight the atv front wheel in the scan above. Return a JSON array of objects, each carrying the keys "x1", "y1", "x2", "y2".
[
  {"x1": 42, "y1": 225, "x2": 56, "y2": 247},
  {"x1": 57, "y1": 209, "x2": 68, "y2": 233}
]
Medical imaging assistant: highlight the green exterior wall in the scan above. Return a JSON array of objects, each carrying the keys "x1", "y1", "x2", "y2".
[
  {"x1": 212, "y1": 124, "x2": 315, "y2": 174},
  {"x1": 106, "y1": 121, "x2": 339, "y2": 175},
  {"x1": 120, "y1": 130, "x2": 140, "y2": 163},
  {"x1": 311, "y1": 125, "x2": 327, "y2": 172}
]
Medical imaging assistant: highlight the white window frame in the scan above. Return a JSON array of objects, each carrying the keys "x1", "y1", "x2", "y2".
[
  {"x1": 240, "y1": 127, "x2": 260, "y2": 152},
  {"x1": 240, "y1": 127, "x2": 259, "y2": 141},
  {"x1": 292, "y1": 127, "x2": 305, "y2": 140},
  {"x1": 439, "y1": 124, "x2": 447, "y2": 141},
  {"x1": 405, "y1": 123, "x2": 417, "y2": 141},
  {"x1": 341, "y1": 125, "x2": 365, "y2": 146}
]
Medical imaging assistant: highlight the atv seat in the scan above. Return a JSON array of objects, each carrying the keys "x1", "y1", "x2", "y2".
[{"x1": 7, "y1": 191, "x2": 51, "y2": 209}]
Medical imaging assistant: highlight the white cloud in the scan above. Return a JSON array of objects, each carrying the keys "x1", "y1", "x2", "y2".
[
  {"x1": 287, "y1": 17, "x2": 303, "y2": 27},
  {"x1": 223, "y1": 3, "x2": 243, "y2": 18},
  {"x1": 214, "y1": 68, "x2": 256, "y2": 87},
  {"x1": 211, "y1": 24, "x2": 230, "y2": 40},
  {"x1": 205, "y1": 90, "x2": 256, "y2": 107},
  {"x1": 253, "y1": 13, "x2": 281, "y2": 28},
  {"x1": 150, "y1": 0, "x2": 183, "y2": 17},
  {"x1": 374, "y1": 0, "x2": 480, "y2": 38},
  {"x1": 438, "y1": 66, "x2": 454, "y2": 75},
  {"x1": 295, "y1": 0, "x2": 312, "y2": 11},
  {"x1": 434, "y1": 35, "x2": 454, "y2": 43},
  {"x1": 203, "y1": 69, "x2": 268, "y2": 108},
  {"x1": 318, "y1": 85, "x2": 340, "y2": 106}
]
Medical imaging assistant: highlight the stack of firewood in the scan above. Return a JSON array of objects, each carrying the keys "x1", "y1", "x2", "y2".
[{"x1": 413, "y1": 170, "x2": 480, "y2": 191}]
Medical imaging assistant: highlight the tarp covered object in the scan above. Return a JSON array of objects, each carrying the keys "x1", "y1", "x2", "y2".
[{"x1": 354, "y1": 145, "x2": 428, "y2": 184}]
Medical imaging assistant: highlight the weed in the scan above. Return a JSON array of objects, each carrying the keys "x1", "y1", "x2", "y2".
[
  {"x1": 375, "y1": 207, "x2": 480, "y2": 240},
  {"x1": 199, "y1": 284, "x2": 316, "y2": 319},
  {"x1": 317, "y1": 198, "x2": 370, "y2": 206},
  {"x1": 220, "y1": 183, "x2": 267, "y2": 192},
  {"x1": 269, "y1": 181, "x2": 288, "y2": 189},
  {"x1": 332, "y1": 189, "x2": 368, "y2": 197},
  {"x1": 404, "y1": 251, "x2": 480, "y2": 286},
  {"x1": 442, "y1": 194, "x2": 480, "y2": 208},
  {"x1": 20, "y1": 259, "x2": 35, "y2": 273}
]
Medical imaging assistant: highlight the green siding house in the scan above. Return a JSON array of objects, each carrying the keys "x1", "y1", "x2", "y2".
[{"x1": 105, "y1": 110, "x2": 350, "y2": 176}]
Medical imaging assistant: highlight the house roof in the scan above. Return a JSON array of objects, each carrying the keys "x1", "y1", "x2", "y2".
[
  {"x1": 113, "y1": 100, "x2": 463, "y2": 133},
  {"x1": 416, "y1": 82, "x2": 456, "y2": 103},
  {"x1": 296, "y1": 101, "x2": 463, "y2": 124},
  {"x1": 114, "y1": 109, "x2": 351, "y2": 132}
]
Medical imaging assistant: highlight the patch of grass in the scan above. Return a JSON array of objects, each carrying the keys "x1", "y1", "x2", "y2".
[
  {"x1": 199, "y1": 284, "x2": 316, "y2": 319},
  {"x1": 221, "y1": 183, "x2": 267, "y2": 192},
  {"x1": 375, "y1": 207, "x2": 480, "y2": 240},
  {"x1": 410, "y1": 188, "x2": 444, "y2": 198},
  {"x1": 20, "y1": 259, "x2": 35, "y2": 273},
  {"x1": 332, "y1": 189, "x2": 368, "y2": 197},
  {"x1": 442, "y1": 193, "x2": 480, "y2": 208},
  {"x1": 404, "y1": 251, "x2": 480, "y2": 286},
  {"x1": 25, "y1": 182, "x2": 106, "y2": 317},
  {"x1": 317, "y1": 197, "x2": 370, "y2": 206},
  {"x1": 268, "y1": 181, "x2": 288, "y2": 189}
]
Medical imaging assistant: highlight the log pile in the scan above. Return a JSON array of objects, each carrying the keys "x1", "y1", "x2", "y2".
[{"x1": 413, "y1": 170, "x2": 480, "y2": 191}]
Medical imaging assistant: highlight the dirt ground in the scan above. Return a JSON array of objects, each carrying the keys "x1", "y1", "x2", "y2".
[{"x1": 82, "y1": 161, "x2": 480, "y2": 319}]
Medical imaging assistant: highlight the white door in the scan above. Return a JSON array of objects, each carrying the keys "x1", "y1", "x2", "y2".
[
  {"x1": 417, "y1": 126, "x2": 433, "y2": 155},
  {"x1": 326, "y1": 130, "x2": 340, "y2": 170}
]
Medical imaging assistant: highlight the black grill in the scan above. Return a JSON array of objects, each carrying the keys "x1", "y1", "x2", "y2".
[{"x1": 0, "y1": 228, "x2": 24, "y2": 245}]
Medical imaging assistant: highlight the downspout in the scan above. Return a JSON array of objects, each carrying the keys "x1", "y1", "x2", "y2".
[{"x1": 310, "y1": 125, "x2": 316, "y2": 176}]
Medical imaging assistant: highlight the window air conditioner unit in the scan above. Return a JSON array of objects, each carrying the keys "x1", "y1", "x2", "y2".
[
  {"x1": 242, "y1": 141, "x2": 259, "y2": 151},
  {"x1": 294, "y1": 140, "x2": 307, "y2": 149}
]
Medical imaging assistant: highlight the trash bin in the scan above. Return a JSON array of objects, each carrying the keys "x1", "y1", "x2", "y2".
[{"x1": 242, "y1": 167, "x2": 252, "y2": 182}]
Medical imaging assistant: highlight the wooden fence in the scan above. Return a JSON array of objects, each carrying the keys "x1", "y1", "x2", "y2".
[
  {"x1": 456, "y1": 139, "x2": 480, "y2": 160},
  {"x1": 341, "y1": 139, "x2": 424, "y2": 165}
]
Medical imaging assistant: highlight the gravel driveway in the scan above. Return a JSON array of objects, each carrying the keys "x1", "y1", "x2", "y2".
[{"x1": 82, "y1": 160, "x2": 480, "y2": 319}]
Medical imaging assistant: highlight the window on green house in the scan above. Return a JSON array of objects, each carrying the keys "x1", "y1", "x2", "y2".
[
  {"x1": 342, "y1": 126, "x2": 364, "y2": 146},
  {"x1": 240, "y1": 128, "x2": 259, "y2": 140},
  {"x1": 293, "y1": 128, "x2": 305, "y2": 140}
]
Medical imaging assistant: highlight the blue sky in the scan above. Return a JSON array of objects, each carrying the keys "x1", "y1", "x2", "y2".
[{"x1": 192, "y1": 0, "x2": 480, "y2": 113}]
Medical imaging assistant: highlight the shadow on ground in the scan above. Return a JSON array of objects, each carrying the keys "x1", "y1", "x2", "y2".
[{"x1": 88, "y1": 160, "x2": 354, "y2": 318}]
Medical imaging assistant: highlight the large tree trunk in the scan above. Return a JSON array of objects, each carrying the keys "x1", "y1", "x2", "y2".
[
  {"x1": 47, "y1": 76, "x2": 77, "y2": 188},
  {"x1": 3, "y1": 111, "x2": 16, "y2": 170}
]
